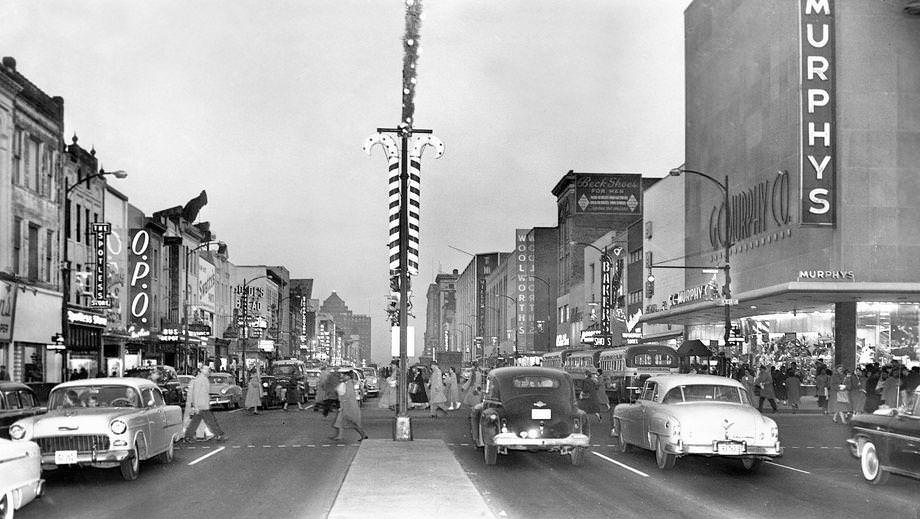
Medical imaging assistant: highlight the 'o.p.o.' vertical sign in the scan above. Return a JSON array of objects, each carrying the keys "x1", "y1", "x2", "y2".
[
  {"x1": 800, "y1": 0, "x2": 836, "y2": 226},
  {"x1": 128, "y1": 229, "x2": 152, "y2": 333}
]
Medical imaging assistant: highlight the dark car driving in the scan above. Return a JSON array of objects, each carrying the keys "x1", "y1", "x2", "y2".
[
  {"x1": 469, "y1": 366, "x2": 591, "y2": 466},
  {"x1": 847, "y1": 388, "x2": 920, "y2": 484},
  {"x1": 125, "y1": 365, "x2": 184, "y2": 405},
  {"x1": 0, "y1": 381, "x2": 45, "y2": 439}
]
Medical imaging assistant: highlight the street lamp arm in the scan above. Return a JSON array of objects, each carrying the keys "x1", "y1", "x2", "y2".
[
  {"x1": 66, "y1": 168, "x2": 127, "y2": 194},
  {"x1": 669, "y1": 167, "x2": 727, "y2": 194}
]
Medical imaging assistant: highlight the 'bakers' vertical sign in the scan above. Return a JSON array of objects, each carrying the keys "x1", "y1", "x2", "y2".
[
  {"x1": 800, "y1": 0, "x2": 836, "y2": 226},
  {"x1": 91, "y1": 223, "x2": 111, "y2": 307}
]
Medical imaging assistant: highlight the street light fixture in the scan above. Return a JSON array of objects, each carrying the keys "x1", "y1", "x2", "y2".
[
  {"x1": 495, "y1": 294, "x2": 519, "y2": 357},
  {"x1": 61, "y1": 168, "x2": 127, "y2": 377},
  {"x1": 668, "y1": 167, "x2": 733, "y2": 351},
  {"x1": 183, "y1": 240, "x2": 226, "y2": 374}
]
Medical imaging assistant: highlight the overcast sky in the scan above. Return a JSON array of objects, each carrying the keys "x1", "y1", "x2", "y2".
[{"x1": 1, "y1": 0, "x2": 691, "y2": 364}]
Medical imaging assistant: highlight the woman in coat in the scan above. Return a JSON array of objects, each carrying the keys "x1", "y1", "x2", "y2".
[
  {"x1": 427, "y1": 363, "x2": 450, "y2": 417},
  {"x1": 785, "y1": 368, "x2": 802, "y2": 413},
  {"x1": 462, "y1": 362, "x2": 484, "y2": 407},
  {"x1": 579, "y1": 371, "x2": 601, "y2": 421},
  {"x1": 829, "y1": 365, "x2": 851, "y2": 423},
  {"x1": 445, "y1": 367, "x2": 460, "y2": 410},
  {"x1": 409, "y1": 367, "x2": 428, "y2": 408},
  {"x1": 283, "y1": 378, "x2": 304, "y2": 411},
  {"x1": 754, "y1": 366, "x2": 778, "y2": 413},
  {"x1": 244, "y1": 369, "x2": 262, "y2": 414},
  {"x1": 378, "y1": 367, "x2": 397, "y2": 410},
  {"x1": 814, "y1": 367, "x2": 831, "y2": 414},
  {"x1": 331, "y1": 371, "x2": 367, "y2": 442},
  {"x1": 849, "y1": 367, "x2": 866, "y2": 416}
]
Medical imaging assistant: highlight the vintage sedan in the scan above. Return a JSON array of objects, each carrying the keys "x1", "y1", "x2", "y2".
[
  {"x1": 8, "y1": 377, "x2": 184, "y2": 481},
  {"x1": 469, "y1": 367, "x2": 591, "y2": 466},
  {"x1": 125, "y1": 365, "x2": 184, "y2": 405},
  {"x1": 0, "y1": 382, "x2": 45, "y2": 439},
  {"x1": 362, "y1": 367, "x2": 379, "y2": 398},
  {"x1": 612, "y1": 374, "x2": 782, "y2": 471},
  {"x1": 0, "y1": 438, "x2": 43, "y2": 518},
  {"x1": 177, "y1": 375, "x2": 194, "y2": 401},
  {"x1": 847, "y1": 389, "x2": 920, "y2": 484},
  {"x1": 208, "y1": 372, "x2": 242, "y2": 409}
]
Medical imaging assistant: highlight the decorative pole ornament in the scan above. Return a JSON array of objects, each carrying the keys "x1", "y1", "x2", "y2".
[{"x1": 364, "y1": 0, "x2": 442, "y2": 441}]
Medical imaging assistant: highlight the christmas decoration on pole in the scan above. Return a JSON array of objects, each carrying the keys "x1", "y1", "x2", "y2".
[{"x1": 363, "y1": 0, "x2": 443, "y2": 441}]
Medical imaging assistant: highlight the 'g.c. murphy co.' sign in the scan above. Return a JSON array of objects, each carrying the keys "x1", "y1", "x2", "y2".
[{"x1": 800, "y1": 0, "x2": 836, "y2": 226}]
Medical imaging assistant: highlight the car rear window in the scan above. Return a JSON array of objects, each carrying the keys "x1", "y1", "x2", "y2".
[
  {"x1": 663, "y1": 384, "x2": 746, "y2": 404},
  {"x1": 512, "y1": 376, "x2": 560, "y2": 389}
]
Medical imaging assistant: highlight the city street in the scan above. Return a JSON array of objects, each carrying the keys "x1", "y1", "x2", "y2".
[{"x1": 18, "y1": 401, "x2": 920, "y2": 519}]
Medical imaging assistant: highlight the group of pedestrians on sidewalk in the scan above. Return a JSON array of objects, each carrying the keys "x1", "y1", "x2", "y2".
[{"x1": 812, "y1": 360, "x2": 920, "y2": 424}]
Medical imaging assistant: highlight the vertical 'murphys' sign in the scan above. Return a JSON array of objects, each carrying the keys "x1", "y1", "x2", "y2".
[
  {"x1": 800, "y1": 0, "x2": 836, "y2": 226},
  {"x1": 128, "y1": 229, "x2": 152, "y2": 334}
]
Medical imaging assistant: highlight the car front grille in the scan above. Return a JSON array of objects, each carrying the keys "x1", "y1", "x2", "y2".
[{"x1": 36, "y1": 434, "x2": 110, "y2": 454}]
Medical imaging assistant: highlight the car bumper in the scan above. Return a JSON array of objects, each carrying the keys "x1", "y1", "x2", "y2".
[
  {"x1": 210, "y1": 396, "x2": 234, "y2": 406},
  {"x1": 491, "y1": 432, "x2": 591, "y2": 448},
  {"x1": 41, "y1": 449, "x2": 132, "y2": 468},
  {"x1": 6, "y1": 476, "x2": 44, "y2": 510},
  {"x1": 665, "y1": 440, "x2": 783, "y2": 457}
]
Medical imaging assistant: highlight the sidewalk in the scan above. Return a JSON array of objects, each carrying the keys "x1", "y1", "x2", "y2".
[{"x1": 327, "y1": 438, "x2": 493, "y2": 519}]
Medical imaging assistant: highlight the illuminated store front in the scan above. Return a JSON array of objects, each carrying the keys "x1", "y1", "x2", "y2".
[{"x1": 641, "y1": 0, "x2": 920, "y2": 370}]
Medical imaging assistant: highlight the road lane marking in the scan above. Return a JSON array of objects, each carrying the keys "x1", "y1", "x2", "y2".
[
  {"x1": 591, "y1": 451, "x2": 649, "y2": 478},
  {"x1": 292, "y1": 444, "x2": 301, "y2": 447},
  {"x1": 263, "y1": 445, "x2": 271, "y2": 448},
  {"x1": 232, "y1": 445, "x2": 241, "y2": 448},
  {"x1": 765, "y1": 461, "x2": 810, "y2": 474},
  {"x1": 228, "y1": 409, "x2": 242, "y2": 414},
  {"x1": 247, "y1": 445, "x2": 255, "y2": 448},
  {"x1": 188, "y1": 446, "x2": 225, "y2": 466}
]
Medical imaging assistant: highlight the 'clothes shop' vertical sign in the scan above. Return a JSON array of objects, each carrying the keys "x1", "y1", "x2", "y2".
[{"x1": 800, "y1": 0, "x2": 836, "y2": 226}]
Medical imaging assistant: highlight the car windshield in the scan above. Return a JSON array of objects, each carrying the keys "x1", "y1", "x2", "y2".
[
  {"x1": 49, "y1": 385, "x2": 142, "y2": 409},
  {"x1": 662, "y1": 384, "x2": 747, "y2": 405},
  {"x1": 271, "y1": 365, "x2": 300, "y2": 377},
  {"x1": 512, "y1": 376, "x2": 560, "y2": 389},
  {"x1": 208, "y1": 376, "x2": 231, "y2": 385}
]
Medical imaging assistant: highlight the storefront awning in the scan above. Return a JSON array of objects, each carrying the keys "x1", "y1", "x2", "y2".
[
  {"x1": 640, "y1": 281, "x2": 920, "y2": 326},
  {"x1": 676, "y1": 339, "x2": 713, "y2": 357}
]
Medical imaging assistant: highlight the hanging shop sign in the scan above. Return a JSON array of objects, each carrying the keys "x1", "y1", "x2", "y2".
[
  {"x1": 128, "y1": 229, "x2": 153, "y2": 335},
  {"x1": 574, "y1": 174, "x2": 642, "y2": 214},
  {"x1": 799, "y1": 0, "x2": 837, "y2": 226},
  {"x1": 68, "y1": 310, "x2": 107, "y2": 327},
  {"x1": 666, "y1": 284, "x2": 718, "y2": 308},
  {"x1": 90, "y1": 223, "x2": 112, "y2": 308},
  {"x1": 0, "y1": 279, "x2": 16, "y2": 341},
  {"x1": 555, "y1": 334, "x2": 570, "y2": 347}
]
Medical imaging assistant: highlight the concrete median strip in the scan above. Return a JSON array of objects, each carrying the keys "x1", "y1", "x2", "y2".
[{"x1": 328, "y1": 439, "x2": 494, "y2": 519}]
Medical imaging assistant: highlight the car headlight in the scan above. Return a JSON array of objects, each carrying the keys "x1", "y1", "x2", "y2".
[
  {"x1": 111, "y1": 419, "x2": 128, "y2": 435},
  {"x1": 262, "y1": 382, "x2": 268, "y2": 387},
  {"x1": 9, "y1": 424, "x2": 26, "y2": 440}
]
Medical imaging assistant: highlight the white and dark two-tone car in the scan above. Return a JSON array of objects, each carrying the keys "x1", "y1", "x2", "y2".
[
  {"x1": 612, "y1": 374, "x2": 782, "y2": 471},
  {"x1": 8, "y1": 377, "x2": 184, "y2": 481}
]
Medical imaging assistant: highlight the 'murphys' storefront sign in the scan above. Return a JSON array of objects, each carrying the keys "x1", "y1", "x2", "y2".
[{"x1": 800, "y1": 0, "x2": 836, "y2": 226}]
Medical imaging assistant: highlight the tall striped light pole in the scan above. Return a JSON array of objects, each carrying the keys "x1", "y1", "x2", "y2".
[{"x1": 363, "y1": 0, "x2": 443, "y2": 441}]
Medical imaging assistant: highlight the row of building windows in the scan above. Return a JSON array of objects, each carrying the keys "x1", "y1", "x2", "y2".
[
  {"x1": 11, "y1": 128, "x2": 58, "y2": 201},
  {"x1": 10, "y1": 217, "x2": 55, "y2": 283}
]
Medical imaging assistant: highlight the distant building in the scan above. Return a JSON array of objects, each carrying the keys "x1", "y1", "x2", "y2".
[{"x1": 424, "y1": 269, "x2": 458, "y2": 357}]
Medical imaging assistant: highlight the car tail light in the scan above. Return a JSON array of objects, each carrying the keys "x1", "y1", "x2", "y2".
[
  {"x1": 501, "y1": 418, "x2": 508, "y2": 434},
  {"x1": 574, "y1": 417, "x2": 581, "y2": 434}
]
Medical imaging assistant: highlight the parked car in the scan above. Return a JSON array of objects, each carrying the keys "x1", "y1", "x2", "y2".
[
  {"x1": 207, "y1": 373, "x2": 242, "y2": 409},
  {"x1": 125, "y1": 365, "x2": 184, "y2": 405},
  {"x1": 8, "y1": 377, "x2": 183, "y2": 481},
  {"x1": 0, "y1": 382, "x2": 45, "y2": 439},
  {"x1": 362, "y1": 367, "x2": 379, "y2": 398},
  {"x1": 0, "y1": 437, "x2": 44, "y2": 518},
  {"x1": 469, "y1": 367, "x2": 591, "y2": 466},
  {"x1": 612, "y1": 374, "x2": 782, "y2": 471},
  {"x1": 335, "y1": 367, "x2": 366, "y2": 404},
  {"x1": 847, "y1": 388, "x2": 920, "y2": 484}
]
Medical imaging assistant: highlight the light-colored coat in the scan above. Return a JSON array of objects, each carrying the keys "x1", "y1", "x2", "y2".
[
  {"x1": 335, "y1": 380, "x2": 362, "y2": 428},
  {"x1": 754, "y1": 370, "x2": 776, "y2": 399},
  {"x1": 445, "y1": 370, "x2": 460, "y2": 405},
  {"x1": 244, "y1": 373, "x2": 262, "y2": 409},
  {"x1": 427, "y1": 366, "x2": 447, "y2": 405},
  {"x1": 186, "y1": 372, "x2": 211, "y2": 411}
]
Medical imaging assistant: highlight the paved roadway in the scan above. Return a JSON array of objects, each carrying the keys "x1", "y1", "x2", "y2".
[{"x1": 17, "y1": 402, "x2": 920, "y2": 519}]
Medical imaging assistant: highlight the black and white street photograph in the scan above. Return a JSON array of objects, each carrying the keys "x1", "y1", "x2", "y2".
[{"x1": 1, "y1": 1, "x2": 919, "y2": 518}]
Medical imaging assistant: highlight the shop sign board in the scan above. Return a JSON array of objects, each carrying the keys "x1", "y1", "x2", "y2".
[
  {"x1": 90, "y1": 223, "x2": 111, "y2": 308},
  {"x1": 799, "y1": 0, "x2": 837, "y2": 226},
  {"x1": 0, "y1": 280, "x2": 16, "y2": 341},
  {"x1": 574, "y1": 174, "x2": 642, "y2": 214},
  {"x1": 797, "y1": 269, "x2": 854, "y2": 280},
  {"x1": 128, "y1": 229, "x2": 153, "y2": 335}
]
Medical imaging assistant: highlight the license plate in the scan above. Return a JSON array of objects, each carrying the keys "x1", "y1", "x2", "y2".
[
  {"x1": 531, "y1": 408, "x2": 551, "y2": 420},
  {"x1": 716, "y1": 442, "x2": 744, "y2": 455},
  {"x1": 55, "y1": 450, "x2": 79, "y2": 465}
]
